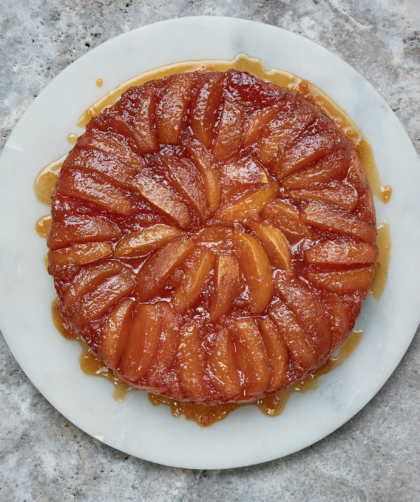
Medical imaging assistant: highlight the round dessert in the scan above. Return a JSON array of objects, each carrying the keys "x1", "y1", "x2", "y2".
[{"x1": 47, "y1": 69, "x2": 378, "y2": 405}]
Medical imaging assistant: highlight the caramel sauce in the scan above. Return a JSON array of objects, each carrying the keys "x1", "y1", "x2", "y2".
[
  {"x1": 34, "y1": 155, "x2": 66, "y2": 205},
  {"x1": 51, "y1": 298, "x2": 130, "y2": 401},
  {"x1": 76, "y1": 54, "x2": 391, "y2": 204},
  {"x1": 150, "y1": 330, "x2": 363, "y2": 426},
  {"x1": 67, "y1": 133, "x2": 78, "y2": 145},
  {"x1": 371, "y1": 222, "x2": 391, "y2": 299},
  {"x1": 35, "y1": 214, "x2": 52, "y2": 238},
  {"x1": 96, "y1": 78, "x2": 103, "y2": 88}
]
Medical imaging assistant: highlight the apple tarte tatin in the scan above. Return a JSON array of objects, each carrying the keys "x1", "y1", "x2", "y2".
[{"x1": 47, "y1": 69, "x2": 377, "y2": 405}]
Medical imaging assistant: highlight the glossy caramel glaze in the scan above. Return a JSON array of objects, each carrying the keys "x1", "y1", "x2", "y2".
[
  {"x1": 44, "y1": 64, "x2": 380, "y2": 406},
  {"x1": 34, "y1": 155, "x2": 67, "y2": 205},
  {"x1": 36, "y1": 214, "x2": 52, "y2": 238},
  {"x1": 67, "y1": 133, "x2": 78, "y2": 145},
  {"x1": 96, "y1": 78, "x2": 103, "y2": 88},
  {"x1": 77, "y1": 54, "x2": 391, "y2": 204},
  {"x1": 150, "y1": 330, "x2": 363, "y2": 426}
]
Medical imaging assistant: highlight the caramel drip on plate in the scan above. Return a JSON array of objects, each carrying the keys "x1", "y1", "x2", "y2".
[
  {"x1": 34, "y1": 155, "x2": 67, "y2": 205},
  {"x1": 52, "y1": 299, "x2": 130, "y2": 402},
  {"x1": 150, "y1": 330, "x2": 363, "y2": 427},
  {"x1": 52, "y1": 296, "x2": 362, "y2": 426},
  {"x1": 35, "y1": 214, "x2": 52, "y2": 238},
  {"x1": 76, "y1": 54, "x2": 391, "y2": 204},
  {"x1": 67, "y1": 133, "x2": 78, "y2": 145},
  {"x1": 371, "y1": 223, "x2": 391, "y2": 299},
  {"x1": 96, "y1": 78, "x2": 103, "y2": 88}
]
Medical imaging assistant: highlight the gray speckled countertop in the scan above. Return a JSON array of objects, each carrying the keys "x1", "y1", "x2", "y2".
[{"x1": 1, "y1": 1, "x2": 420, "y2": 500}]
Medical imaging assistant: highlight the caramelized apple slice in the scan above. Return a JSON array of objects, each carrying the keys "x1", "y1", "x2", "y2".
[
  {"x1": 113, "y1": 225, "x2": 182, "y2": 258},
  {"x1": 78, "y1": 131, "x2": 142, "y2": 171},
  {"x1": 210, "y1": 255, "x2": 242, "y2": 322},
  {"x1": 131, "y1": 173, "x2": 191, "y2": 228},
  {"x1": 47, "y1": 216, "x2": 121, "y2": 251},
  {"x1": 263, "y1": 200, "x2": 313, "y2": 243},
  {"x1": 275, "y1": 276, "x2": 332, "y2": 359},
  {"x1": 56, "y1": 169, "x2": 133, "y2": 216},
  {"x1": 187, "y1": 142, "x2": 221, "y2": 211},
  {"x1": 160, "y1": 155, "x2": 209, "y2": 221},
  {"x1": 212, "y1": 98, "x2": 247, "y2": 161},
  {"x1": 48, "y1": 242, "x2": 112, "y2": 266},
  {"x1": 136, "y1": 239, "x2": 195, "y2": 301},
  {"x1": 101, "y1": 298, "x2": 134, "y2": 368},
  {"x1": 190, "y1": 73, "x2": 224, "y2": 148},
  {"x1": 219, "y1": 156, "x2": 269, "y2": 185},
  {"x1": 305, "y1": 239, "x2": 379, "y2": 265},
  {"x1": 215, "y1": 182, "x2": 279, "y2": 223},
  {"x1": 256, "y1": 101, "x2": 317, "y2": 165},
  {"x1": 172, "y1": 248, "x2": 215, "y2": 314},
  {"x1": 269, "y1": 302, "x2": 317, "y2": 371},
  {"x1": 247, "y1": 221, "x2": 291, "y2": 270},
  {"x1": 243, "y1": 105, "x2": 279, "y2": 147},
  {"x1": 325, "y1": 294, "x2": 350, "y2": 349},
  {"x1": 232, "y1": 318, "x2": 271, "y2": 397},
  {"x1": 282, "y1": 150, "x2": 351, "y2": 189},
  {"x1": 308, "y1": 266, "x2": 375, "y2": 293},
  {"x1": 231, "y1": 233, "x2": 273, "y2": 314},
  {"x1": 288, "y1": 181, "x2": 359, "y2": 212},
  {"x1": 73, "y1": 268, "x2": 136, "y2": 326},
  {"x1": 301, "y1": 202, "x2": 376, "y2": 243},
  {"x1": 347, "y1": 151, "x2": 369, "y2": 196},
  {"x1": 194, "y1": 227, "x2": 233, "y2": 243},
  {"x1": 66, "y1": 149, "x2": 140, "y2": 188},
  {"x1": 177, "y1": 321, "x2": 209, "y2": 402},
  {"x1": 275, "y1": 128, "x2": 348, "y2": 180},
  {"x1": 156, "y1": 73, "x2": 196, "y2": 144},
  {"x1": 63, "y1": 261, "x2": 123, "y2": 310},
  {"x1": 119, "y1": 304, "x2": 161, "y2": 381},
  {"x1": 134, "y1": 84, "x2": 159, "y2": 152},
  {"x1": 258, "y1": 317, "x2": 289, "y2": 391},
  {"x1": 208, "y1": 327, "x2": 241, "y2": 400},
  {"x1": 150, "y1": 302, "x2": 180, "y2": 372}
]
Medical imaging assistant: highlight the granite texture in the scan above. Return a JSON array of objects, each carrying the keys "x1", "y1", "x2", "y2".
[{"x1": 1, "y1": 1, "x2": 420, "y2": 500}]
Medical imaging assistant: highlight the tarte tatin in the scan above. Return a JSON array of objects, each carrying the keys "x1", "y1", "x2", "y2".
[{"x1": 47, "y1": 69, "x2": 377, "y2": 405}]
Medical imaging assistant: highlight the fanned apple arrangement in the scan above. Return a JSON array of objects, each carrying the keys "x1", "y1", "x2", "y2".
[{"x1": 47, "y1": 70, "x2": 377, "y2": 405}]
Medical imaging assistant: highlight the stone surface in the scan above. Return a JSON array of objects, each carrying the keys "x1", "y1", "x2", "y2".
[{"x1": 1, "y1": 1, "x2": 420, "y2": 500}]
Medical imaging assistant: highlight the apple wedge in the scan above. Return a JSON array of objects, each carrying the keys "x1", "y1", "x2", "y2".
[
  {"x1": 156, "y1": 73, "x2": 196, "y2": 144},
  {"x1": 172, "y1": 248, "x2": 215, "y2": 314},
  {"x1": 325, "y1": 294, "x2": 350, "y2": 349},
  {"x1": 247, "y1": 221, "x2": 291, "y2": 270},
  {"x1": 190, "y1": 73, "x2": 224, "y2": 148},
  {"x1": 258, "y1": 317, "x2": 289, "y2": 391},
  {"x1": 187, "y1": 141, "x2": 221, "y2": 211},
  {"x1": 308, "y1": 266, "x2": 375, "y2": 293},
  {"x1": 230, "y1": 233, "x2": 273, "y2": 314},
  {"x1": 305, "y1": 239, "x2": 379, "y2": 265},
  {"x1": 131, "y1": 172, "x2": 191, "y2": 228},
  {"x1": 269, "y1": 302, "x2": 317, "y2": 371},
  {"x1": 134, "y1": 84, "x2": 159, "y2": 153},
  {"x1": 212, "y1": 98, "x2": 247, "y2": 161},
  {"x1": 301, "y1": 201, "x2": 376, "y2": 243},
  {"x1": 56, "y1": 169, "x2": 133, "y2": 216},
  {"x1": 177, "y1": 321, "x2": 209, "y2": 402},
  {"x1": 287, "y1": 181, "x2": 359, "y2": 212},
  {"x1": 232, "y1": 318, "x2": 271, "y2": 397},
  {"x1": 262, "y1": 200, "x2": 313, "y2": 243},
  {"x1": 210, "y1": 255, "x2": 242, "y2": 322},
  {"x1": 136, "y1": 239, "x2": 195, "y2": 301},
  {"x1": 101, "y1": 298, "x2": 134, "y2": 369},
  {"x1": 47, "y1": 216, "x2": 122, "y2": 251},
  {"x1": 208, "y1": 327, "x2": 241, "y2": 400},
  {"x1": 113, "y1": 225, "x2": 182, "y2": 258},
  {"x1": 48, "y1": 242, "x2": 112, "y2": 267},
  {"x1": 215, "y1": 182, "x2": 279, "y2": 223},
  {"x1": 160, "y1": 155, "x2": 209, "y2": 222},
  {"x1": 243, "y1": 105, "x2": 279, "y2": 147},
  {"x1": 119, "y1": 303, "x2": 162, "y2": 381}
]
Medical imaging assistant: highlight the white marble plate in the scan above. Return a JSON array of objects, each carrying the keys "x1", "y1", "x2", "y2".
[{"x1": 1, "y1": 16, "x2": 420, "y2": 470}]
